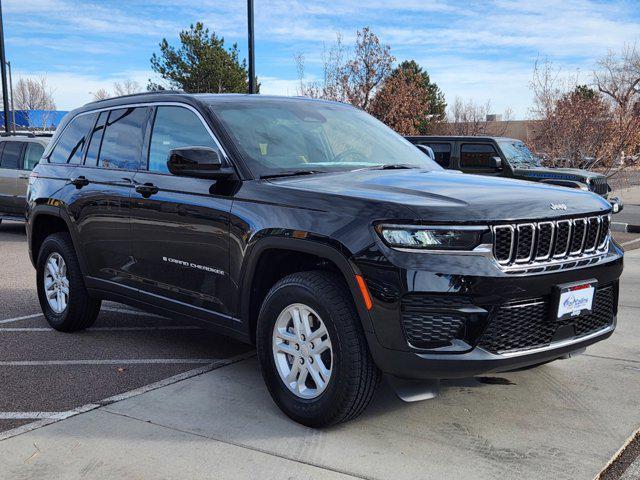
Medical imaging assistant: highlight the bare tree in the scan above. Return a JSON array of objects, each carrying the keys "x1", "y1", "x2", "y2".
[
  {"x1": 295, "y1": 27, "x2": 394, "y2": 112},
  {"x1": 343, "y1": 27, "x2": 394, "y2": 110},
  {"x1": 92, "y1": 88, "x2": 111, "y2": 101},
  {"x1": 296, "y1": 34, "x2": 349, "y2": 102},
  {"x1": 92, "y1": 80, "x2": 143, "y2": 101},
  {"x1": 14, "y1": 77, "x2": 56, "y2": 111},
  {"x1": 440, "y1": 97, "x2": 512, "y2": 136},
  {"x1": 529, "y1": 51, "x2": 640, "y2": 180},
  {"x1": 593, "y1": 44, "x2": 640, "y2": 175},
  {"x1": 113, "y1": 79, "x2": 142, "y2": 97}
]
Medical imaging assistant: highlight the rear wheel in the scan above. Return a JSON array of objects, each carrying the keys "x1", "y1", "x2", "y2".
[
  {"x1": 36, "y1": 232, "x2": 101, "y2": 331},
  {"x1": 257, "y1": 271, "x2": 379, "y2": 427}
]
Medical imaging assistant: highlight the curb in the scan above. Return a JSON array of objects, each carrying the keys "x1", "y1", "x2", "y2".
[{"x1": 612, "y1": 222, "x2": 640, "y2": 233}]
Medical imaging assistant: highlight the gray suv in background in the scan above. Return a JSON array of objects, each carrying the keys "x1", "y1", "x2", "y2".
[{"x1": 0, "y1": 134, "x2": 50, "y2": 222}]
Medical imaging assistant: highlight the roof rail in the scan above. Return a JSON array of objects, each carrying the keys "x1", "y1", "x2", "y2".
[
  {"x1": 86, "y1": 89, "x2": 186, "y2": 105},
  {"x1": 0, "y1": 131, "x2": 35, "y2": 138}
]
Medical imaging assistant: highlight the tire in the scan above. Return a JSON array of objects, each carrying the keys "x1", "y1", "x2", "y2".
[
  {"x1": 257, "y1": 271, "x2": 380, "y2": 427},
  {"x1": 36, "y1": 232, "x2": 101, "y2": 332}
]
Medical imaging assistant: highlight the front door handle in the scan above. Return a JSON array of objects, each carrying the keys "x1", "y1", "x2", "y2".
[
  {"x1": 70, "y1": 176, "x2": 90, "y2": 188},
  {"x1": 135, "y1": 183, "x2": 159, "y2": 198}
]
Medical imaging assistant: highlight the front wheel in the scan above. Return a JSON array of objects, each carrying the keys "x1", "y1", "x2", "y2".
[
  {"x1": 257, "y1": 271, "x2": 379, "y2": 427},
  {"x1": 36, "y1": 232, "x2": 101, "y2": 332}
]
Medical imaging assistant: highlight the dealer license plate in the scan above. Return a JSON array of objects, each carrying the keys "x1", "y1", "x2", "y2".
[{"x1": 556, "y1": 282, "x2": 595, "y2": 320}]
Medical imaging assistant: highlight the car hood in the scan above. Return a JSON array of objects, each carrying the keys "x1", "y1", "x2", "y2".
[
  {"x1": 514, "y1": 167, "x2": 606, "y2": 181},
  {"x1": 270, "y1": 169, "x2": 611, "y2": 223}
]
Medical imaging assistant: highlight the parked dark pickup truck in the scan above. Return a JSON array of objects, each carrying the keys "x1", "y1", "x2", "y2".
[{"x1": 407, "y1": 136, "x2": 623, "y2": 212}]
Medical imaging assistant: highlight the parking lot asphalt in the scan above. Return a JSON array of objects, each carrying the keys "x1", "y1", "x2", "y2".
[
  {"x1": 1, "y1": 219, "x2": 639, "y2": 479},
  {"x1": 0, "y1": 220, "x2": 251, "y2": 434}
]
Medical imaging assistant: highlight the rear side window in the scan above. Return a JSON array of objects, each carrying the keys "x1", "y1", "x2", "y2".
[
  {"x1": 48, "y1": 113, "x2": 97, "y2": 164},
  {"x1": 84, "y1": 111, "x2": 108, "y2": 166},
  {"x1": 0, "y1": 141, "x2": 24, "y2": 169},
  {"x1": 148, "y1": 106, "x2": 219, "y2": 173},
  {"x1": 460, "y1": 143, "x2": 499, "y2": 171},
  {"x1": 424, "y1": 143, "x2": 452, "y2": 168},
  {"x1": 98, "y1": 107, "x2": 148, "y2": 170},
  {"x1": 24, "y1": 143, "x2": 45, "y2": 170}
]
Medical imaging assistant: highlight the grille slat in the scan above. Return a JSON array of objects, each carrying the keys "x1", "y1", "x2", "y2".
[
  {"x1": 515, "y1": 224, "x2": 535, "y2": 263},
  {"x1": 570, "y1": 218, "x2": 587, "y2": 254},
  {"x1": 477, "y1": 284, "x2": 615, "y2": 354},
  {"x1": 493, "y1": 214, "x2": 610, "y2": 272}
]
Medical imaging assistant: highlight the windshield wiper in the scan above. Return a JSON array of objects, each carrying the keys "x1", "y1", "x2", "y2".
[
  {"x1": 367, "y1": 164, "x2": 418, "y2": 170},
  {"x1": 260, "y1": 170, "x2": 324, "y2": 179}
]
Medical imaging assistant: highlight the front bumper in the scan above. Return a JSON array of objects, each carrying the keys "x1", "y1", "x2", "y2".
[
  {"x1": 354, "y1": 239, "x2": 623, "y2": 380},
  {"x1": 366, "y1": 322, "x2": 614, "y2": 379}
]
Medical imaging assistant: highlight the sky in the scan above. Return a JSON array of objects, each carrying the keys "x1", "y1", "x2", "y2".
[{"x1": 4, "y1": 0, "x2": 640, "y2": 119}]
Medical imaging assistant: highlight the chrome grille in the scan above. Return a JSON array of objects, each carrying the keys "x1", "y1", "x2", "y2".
[
  {"x1": 589, "y1": 178, "x2": 610, "y2": 196},
  {"x1": 492, "y1": 214, "x2": 610, "y2": 272}
]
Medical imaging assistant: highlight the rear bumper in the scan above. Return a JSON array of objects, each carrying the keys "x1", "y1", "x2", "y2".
[{"x1": 367, "y1": 322, "x2": 614, "y2": 380}]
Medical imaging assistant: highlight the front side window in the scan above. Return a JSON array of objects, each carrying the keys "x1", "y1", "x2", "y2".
[
  {"x1": 460, "y1": 143, "x2": 500, "y2": 171},
  {"x1": 424, "y1": 143, "x2": 452, "y2": 168},
  {"x1": 0, "y1": 142, "x2": 24, "y2": 169},
  {"x1": 211, "y1": 98, "x2": 439, "y2": 177},
  {"x1": 98, "y1": 107, "x2": 148, "y2": 170},
  {"x1": 48, "y1": 113, "x2": 97, "y2": 164},
  {"x1": 148, "y1": 106, "x2": 219, "y2": 173},
  {"x1": 24, "y1": 143, "x2": 45, "y2": 170}
]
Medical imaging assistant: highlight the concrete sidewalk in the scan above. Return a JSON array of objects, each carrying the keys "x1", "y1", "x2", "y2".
[{"x1": 1, "y1": 252, "x2": 639, "y2": 480}]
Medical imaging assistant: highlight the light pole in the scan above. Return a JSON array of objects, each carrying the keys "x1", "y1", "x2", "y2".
[
  {"x1": 247, "y1": 0, "x2": 256, "y2": 94},
  {"x1": 6, "y1": 60, "x2": 14, "y2": 133},
  {"x1": 0, "y1": 0, "x2": 10, "y2": 133}
]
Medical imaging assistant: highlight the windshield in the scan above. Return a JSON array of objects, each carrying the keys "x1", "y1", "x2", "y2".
[
  {"x1": 210, "y1": 98, "x2": 439, "y2": 177},
  {"x1": 498, "y1": 140, "x2": 542, "y2": 168}
]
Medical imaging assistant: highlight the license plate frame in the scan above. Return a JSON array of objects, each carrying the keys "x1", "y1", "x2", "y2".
[{"x1": 553, "y1": 279, "x2": 597, "y2": 321}]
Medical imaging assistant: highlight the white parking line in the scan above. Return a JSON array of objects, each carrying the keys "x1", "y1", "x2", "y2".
[
  {"x1": 0, "y1": 358, "x2": 218, "y2": 366},
  {"x1": 0, "y1": 313, "x2": 43, "y2": 325},
  {"x1": 0, "y1": 326, "x2": 201, "y2": 332},
  {"x1": 0, "y1": 351, "x2": 256, "y2": 441},
  {"x1": 0, "y1": 412, "x2": 68, "y2": 420},
  {"x1": 0, "y1": 307, "x2": 163, "y2": 326}
]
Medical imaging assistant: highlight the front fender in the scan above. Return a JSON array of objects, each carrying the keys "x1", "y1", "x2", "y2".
[{"x1": 238, "y1": 233, "x2": 374, "y2": 337}]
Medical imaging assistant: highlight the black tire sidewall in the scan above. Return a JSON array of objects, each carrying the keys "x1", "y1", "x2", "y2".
[
  {"x1": 257, "y1": 279, "x2": 350, "y2": 426},
  {"x1": 36, "y1": 234, "x2": 86, "y2": 330}
]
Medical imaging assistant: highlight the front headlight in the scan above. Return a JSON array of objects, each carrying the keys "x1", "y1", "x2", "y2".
[{"x1": 375, "y1": 225, "x2": 487, "y2": 250}]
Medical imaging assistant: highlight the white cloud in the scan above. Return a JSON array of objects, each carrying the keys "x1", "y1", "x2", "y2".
[{"x1": 13, "y1": 69, "x2": 153, "y2": 111}]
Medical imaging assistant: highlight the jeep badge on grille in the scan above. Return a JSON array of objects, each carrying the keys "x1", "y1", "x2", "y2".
[{"x1": 550, "y1": 203, "x2": 567, "y2": 211}]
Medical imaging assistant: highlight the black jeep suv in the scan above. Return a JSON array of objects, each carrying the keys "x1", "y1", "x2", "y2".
[
  {"x1": 407, "y1": 136, "x2": 621, "y2": 210},
  {"x1": 27, "y1": 93, "x2": 623, "y2": 427}
]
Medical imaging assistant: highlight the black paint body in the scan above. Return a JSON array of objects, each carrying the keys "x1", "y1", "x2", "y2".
[{"x1": 26, "y1": 93, "x2": 623, "y2": 380}]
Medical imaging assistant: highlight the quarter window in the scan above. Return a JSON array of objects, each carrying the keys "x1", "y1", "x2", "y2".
[
  {"x1": 460, "y1": 143, "x2": 500, "y2": 171},
  {"x1": 148, "y1": 106, "x2": 219, "y2": 173},
  {"x1": 24, "y1": 143, "x2": 45, "y2": 170},
  {"x1": 48, "y1": 113, "x2": 97, "y2": 164},
  {"x1": 0, "y1": 142, "x2": 24, "y2": 169},
  {"x1": 98, "y1": 107, "x2": 148, "y2": 170}
]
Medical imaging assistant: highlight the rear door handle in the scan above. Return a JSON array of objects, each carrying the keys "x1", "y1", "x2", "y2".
[
  {"x1": 70, "y1": 176, "x2": 90, "y2": 188},
  {"x1": 135, "y1": 183, "x2": 159, "y2": 198}
]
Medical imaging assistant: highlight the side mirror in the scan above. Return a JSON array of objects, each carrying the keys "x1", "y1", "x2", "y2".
[
  {"x1": 490, "y1": 156, "x2": 502, "y2": 170},
  {"x1": 167, "y1": 147, "x2": 234, "y2": 179},
  {"x1": 416, "y1": 144, "x2": 436, "y2": 161}
]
